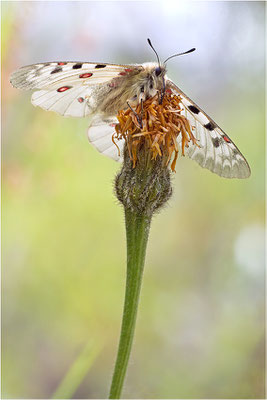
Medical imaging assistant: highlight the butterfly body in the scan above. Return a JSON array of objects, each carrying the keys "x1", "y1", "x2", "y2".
[
  {"x1": 10, "y1": 56, "x2": 250, "y2": 178},
  {"x1": 98, "y1": 62, "x2": 168, "y2": 115}
]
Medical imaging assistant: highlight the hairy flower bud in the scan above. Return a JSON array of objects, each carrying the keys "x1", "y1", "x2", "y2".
[{"x1": 115, "y1": 143, "x2": 172, "y2": 216}]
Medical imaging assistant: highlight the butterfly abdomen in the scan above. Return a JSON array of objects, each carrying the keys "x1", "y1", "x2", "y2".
[{"x1": 96, "y1": 72, "x2": 147, "y2": 115}]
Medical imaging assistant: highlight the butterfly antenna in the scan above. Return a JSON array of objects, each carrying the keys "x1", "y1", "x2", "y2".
[
  {"x1": 164, "y1": 48, "x2": 196, "y2": 64},
  {"x1": 147, "y1": 38, "x2": 161, "y2": 66}
]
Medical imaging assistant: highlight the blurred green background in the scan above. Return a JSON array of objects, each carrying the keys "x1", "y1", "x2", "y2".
[{"x1": 2, "y1": 1, "x2": 265, "y2": 399}]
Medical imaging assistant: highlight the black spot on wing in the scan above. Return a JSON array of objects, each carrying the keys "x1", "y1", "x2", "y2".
[
  {"x1": 95, "y1": 64, "x2": 106, "y2": 68},
  {"x1": 212, "y1": 137, "x2": 220, "y2": 148},
  {"x1": 204, "y1": 122, "x2": 216, "y2": 131},
  {"x1": 51, "y1": 67, "x2": 62, "y2": 74},
  {"x1": 188, "y1": 105, "x2": 200, "y2": 114},
  {"x1": 73, "y1": 63, "x2": 83, "y2": 69}
]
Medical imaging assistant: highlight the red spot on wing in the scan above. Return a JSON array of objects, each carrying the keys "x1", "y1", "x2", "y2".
[
  {"x1": 165, "y1": 89, "x2": 172, "y2": 94},
  {"x1": 119, "y1": 68, "x2": 133, "y2": 76},
  {"x1": 57, "y1": 86, "x2": 72, "y2": 92},
  {"x1": 79, "y1": 73, "x2": 93, "y2": 78},
  {"x1": 223, "y1": 135, "x2": 231, "y2": 143},
  {"x1": 58, "y1": 62, "x2": 67, "y2": 65},
  {"x1": 78, "y1": 97, "x2": 84, "y2": 103}
]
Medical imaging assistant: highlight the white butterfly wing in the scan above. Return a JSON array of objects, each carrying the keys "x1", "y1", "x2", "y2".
[
  {"x1": 88, "y1": 115, "x2": 123, "y2": 161},
  {"x1": 10, "y1": 62, "x2": 137, "y2": 90},
  {"x1": 10, "y1": 62, "x2": 140, "y2": 118},
  {"x1": 167, "y1": 80, "x2": 251, "y2": 179},
  {"x1": 30, "y1": 86, "x2": 97, "y2": 117}
]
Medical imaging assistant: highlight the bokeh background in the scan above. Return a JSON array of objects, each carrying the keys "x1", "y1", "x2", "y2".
[{"x1": 2, "y1": 1, "x2": 265, "y2": 399}]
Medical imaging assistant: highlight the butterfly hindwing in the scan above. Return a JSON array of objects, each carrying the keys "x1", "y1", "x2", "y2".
[
  {"x1": 167, "y1": 80, "x2": 251, "y2": 179},
  {"x1": 88, "y1": 115, "x2": 123, "y2": 161}
]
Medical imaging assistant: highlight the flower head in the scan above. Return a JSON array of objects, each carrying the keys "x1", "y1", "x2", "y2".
[{"x1": 113, "y1": 92, "x2": 198, "y2": 172}]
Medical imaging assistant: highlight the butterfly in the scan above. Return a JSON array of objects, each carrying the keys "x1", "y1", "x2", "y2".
[{"x1": 10, "y1": 39, "x2": 250, "y2": 179}]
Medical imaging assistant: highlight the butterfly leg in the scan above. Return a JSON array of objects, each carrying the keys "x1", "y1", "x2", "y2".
[
  {"x1": 160, "y1": 77, "x2": 166, "y2": 104},
  {"x1": 157, "y1": 91, "x2": 161, "y2": 104},
  {"x1": 126, "y1": 101, "x2": 143, "y2": 129},
  {"x1": 140, "y1": 98, "x2": 144, "y2": 119}
]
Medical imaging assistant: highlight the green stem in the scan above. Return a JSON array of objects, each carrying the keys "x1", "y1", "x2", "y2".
[{"x1": 109, "y1": 209, "x2": 152, "y2": 399}]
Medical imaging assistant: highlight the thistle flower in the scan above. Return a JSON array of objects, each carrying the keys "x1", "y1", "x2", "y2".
[
  {"x1": 114, "y1": 91, "x2": 198, "y2": 172},
  {"x1": 114, "y1": 92, "x2": 199, "y2": 216}
]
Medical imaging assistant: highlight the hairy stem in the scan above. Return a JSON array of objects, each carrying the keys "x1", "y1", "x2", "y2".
[
  {"x1": 109, "y1": 143, "x2": 172, "y2": 398},
  {"x1": 109, "y1": 210, "x2": 151, "y2": 399}
]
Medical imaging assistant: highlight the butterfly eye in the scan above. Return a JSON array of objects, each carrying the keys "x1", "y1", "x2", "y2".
[{"x1": 155, "y1": 67, "x2": 162, "y2": 76}]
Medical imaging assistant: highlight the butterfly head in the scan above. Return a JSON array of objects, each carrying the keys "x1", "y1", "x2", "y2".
[
  {"x1": 137, "y1": 62, "x2": 167, "y2": 103},
  {"x1": 155, "y1": 66, "x2": 163, "y2": 77},
  {"x1": 147, "y1": 38, "x2": 196, "y2": 103},
  {"x1": 153, "y1": 64, "x2": 167, "y2": 101}
]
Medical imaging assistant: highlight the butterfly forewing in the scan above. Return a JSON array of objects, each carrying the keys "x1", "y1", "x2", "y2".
[
  {"x1": 167, "y1": 80, "x2": 251, "y2": 179},
  {"x1": 10, "y1": 62, "x2": 137, "y2": 90},
  {"x1": 31, "y1": 86, "x2": 97, "y2": 117},
  {"x1": 10, "y1": 61, "x2": 141, "y2": 118}
]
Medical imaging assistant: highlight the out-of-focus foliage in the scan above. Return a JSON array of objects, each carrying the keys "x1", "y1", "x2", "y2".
[{"x1": 2, "y1": 1, "x2": 265, "y2": 399}]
